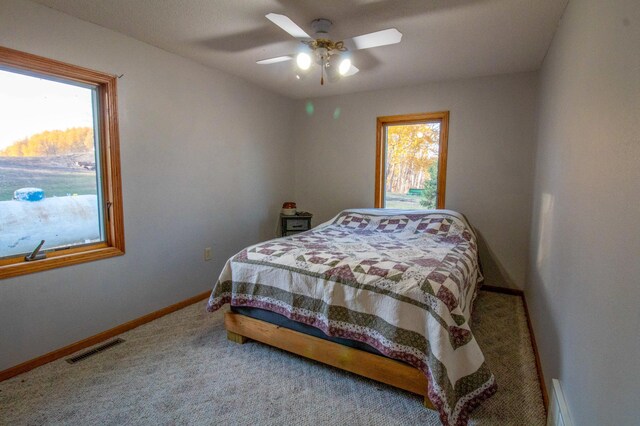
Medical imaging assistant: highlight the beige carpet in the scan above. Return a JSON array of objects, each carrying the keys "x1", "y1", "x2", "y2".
[{"x1": 0, "y1": 291, "x2": 545, "y2": 425}]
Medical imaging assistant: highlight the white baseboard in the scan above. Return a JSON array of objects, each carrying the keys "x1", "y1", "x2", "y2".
[{"x1": 547, "y1": 379, "x2": 574, "y2": 426}]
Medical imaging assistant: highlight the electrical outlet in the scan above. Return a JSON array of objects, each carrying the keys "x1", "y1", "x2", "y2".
[{"x1": 204, "y1": 247, "x2": 212, "y2": 261}]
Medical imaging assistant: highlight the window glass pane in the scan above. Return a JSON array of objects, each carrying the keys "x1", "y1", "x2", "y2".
[
  {"x1": 384, "y1": 122, "x2": 441, "y2": 209},
  {"x1": 0, "y1": 69, "x2": 104, "y2": 259}
]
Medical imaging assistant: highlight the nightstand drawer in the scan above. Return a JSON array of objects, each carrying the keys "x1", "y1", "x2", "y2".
[
  {"x1": 285, "y1": 219, "x2": 309, "y2": 231},
  {"x1": 280, "y1": 213, "x2": 313, "y2": 237}
]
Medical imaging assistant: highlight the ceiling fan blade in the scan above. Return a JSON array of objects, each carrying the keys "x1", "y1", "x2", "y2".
[
  {"x1": 343, "y1": 65, "x2": 359, "y2": 77},
  {"x1": 265, "y1": 13, "x2": 312, "y2": 40},
  {"x1": 256, "y1": 55, "x2": 293, "y2": 65},
  {"x1": 344, "y1": 28, "x2": 403, "y2": 51}
]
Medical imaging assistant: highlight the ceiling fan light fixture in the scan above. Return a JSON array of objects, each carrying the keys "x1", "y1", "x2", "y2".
[
  {"x1": 339, "y1": 58, "x2": 352, "y2": 76},
  {"x1": 296, "y1": 52, "x2": 311, "y2": 70},
  {"x1": 259, "y1": 13, "x2": 403, "y2": 86}
]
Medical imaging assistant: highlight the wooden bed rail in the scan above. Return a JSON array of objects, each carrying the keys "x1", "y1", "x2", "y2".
[{"x1": 224, "y1": 312, "x2": 434, "y2": 409}]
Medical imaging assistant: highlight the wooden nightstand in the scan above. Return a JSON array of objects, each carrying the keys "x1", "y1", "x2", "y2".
[{"x1": 280, "y1": 213, "x2": 312, "y2": 237}]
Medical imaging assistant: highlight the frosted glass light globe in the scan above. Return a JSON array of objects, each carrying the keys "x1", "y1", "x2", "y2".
[
  {"x1": 339, "y1": 58, "x2": 351, "y2": 76},
  {"x1": 296, "y1": 53, "x2": 311, "y2": 70}
]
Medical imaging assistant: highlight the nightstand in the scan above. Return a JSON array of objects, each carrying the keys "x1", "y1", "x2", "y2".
[{"x1": 281, "y1": 213, "x2": 312, "y2": 237}]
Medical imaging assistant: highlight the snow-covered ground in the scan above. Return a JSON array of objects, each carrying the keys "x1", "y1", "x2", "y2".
[{"x1": 0, "y1": 195, "x2": 101, "y2": 258}]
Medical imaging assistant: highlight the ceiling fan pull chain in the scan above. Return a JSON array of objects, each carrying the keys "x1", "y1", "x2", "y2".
[{"x1": 321, "y1": 55, "x2": 325, "y2": 85}]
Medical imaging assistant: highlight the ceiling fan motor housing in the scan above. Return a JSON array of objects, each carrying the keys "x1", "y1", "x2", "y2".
[{"x1": 311, "y1": 18, "x2": 332, "y2": 36}]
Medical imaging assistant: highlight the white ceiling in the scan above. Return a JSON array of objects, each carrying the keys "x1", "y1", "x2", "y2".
[{"x1": 33, "y1": 0, "x2": 568, "y2": 99}]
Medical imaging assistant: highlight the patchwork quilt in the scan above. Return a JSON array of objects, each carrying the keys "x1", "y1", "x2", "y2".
[{"x1": 207, "y1": 209, "x2": 496, "y2": 425}]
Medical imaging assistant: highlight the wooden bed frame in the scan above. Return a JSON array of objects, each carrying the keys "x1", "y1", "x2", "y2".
[{"x1": 225, "y1": 312, "x2": 435, "y2": 409}]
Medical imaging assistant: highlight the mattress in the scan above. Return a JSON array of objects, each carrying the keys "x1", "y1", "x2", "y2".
[{"x1": 230, "y1": 305, "x2": 384, "y2": 356}]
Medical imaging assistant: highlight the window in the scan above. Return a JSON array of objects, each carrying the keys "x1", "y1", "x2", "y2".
[
  {"x1": 375, "y1": 112, "x2": 449, "y2": 209},
  {"x1": 0, "y1": 46, "x2": 124, "y2": 279}
]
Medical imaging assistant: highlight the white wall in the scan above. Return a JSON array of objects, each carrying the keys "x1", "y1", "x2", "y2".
[
  {"x1": 0, "y1": 0, "x2": 294, "y2": 371},
  {"x1": 292, "y1": 72, "x2": 538, "y2": 289},
  {"x1": 527, "y1": 0, "x2": 640, "y2": 424}
]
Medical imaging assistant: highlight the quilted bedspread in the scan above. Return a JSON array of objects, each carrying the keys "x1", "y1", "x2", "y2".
[{"x1": 207, "y1": 209, "x2": 496, "y2": 425}]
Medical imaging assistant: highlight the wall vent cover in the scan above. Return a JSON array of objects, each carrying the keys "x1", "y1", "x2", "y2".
[{"x1": 66, "y1": 338, "x2": 125, "y2": 364}]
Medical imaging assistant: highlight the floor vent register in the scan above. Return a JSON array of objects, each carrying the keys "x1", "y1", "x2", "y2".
[{"x1": 66, "y1": 338, "x2": 125, "y2": 364}]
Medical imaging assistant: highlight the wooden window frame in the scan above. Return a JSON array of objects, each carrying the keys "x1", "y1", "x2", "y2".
[
  {"x1": 0, "y1": 46, "x2": 125, "y2": 279},
  {"x1": 375, "y1": 111, "x2": 449, "y2": 209}
]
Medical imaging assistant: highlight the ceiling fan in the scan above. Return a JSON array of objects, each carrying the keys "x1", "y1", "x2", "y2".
[{"x1": 257, "y1": 13, "x2": 403, "y2": 85}]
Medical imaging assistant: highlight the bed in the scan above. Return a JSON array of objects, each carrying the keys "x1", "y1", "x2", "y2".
[{"x1": 207, "y1": 209, "x2": 496, "y2": 425}]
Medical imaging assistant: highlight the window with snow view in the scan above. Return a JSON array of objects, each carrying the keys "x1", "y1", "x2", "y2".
[
  {"x1": 375, "y1": 112, "x2": 449, "y2": 210},
  {"x1": 0, "y1": 46, "x2": 124, "y2": 279}
]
